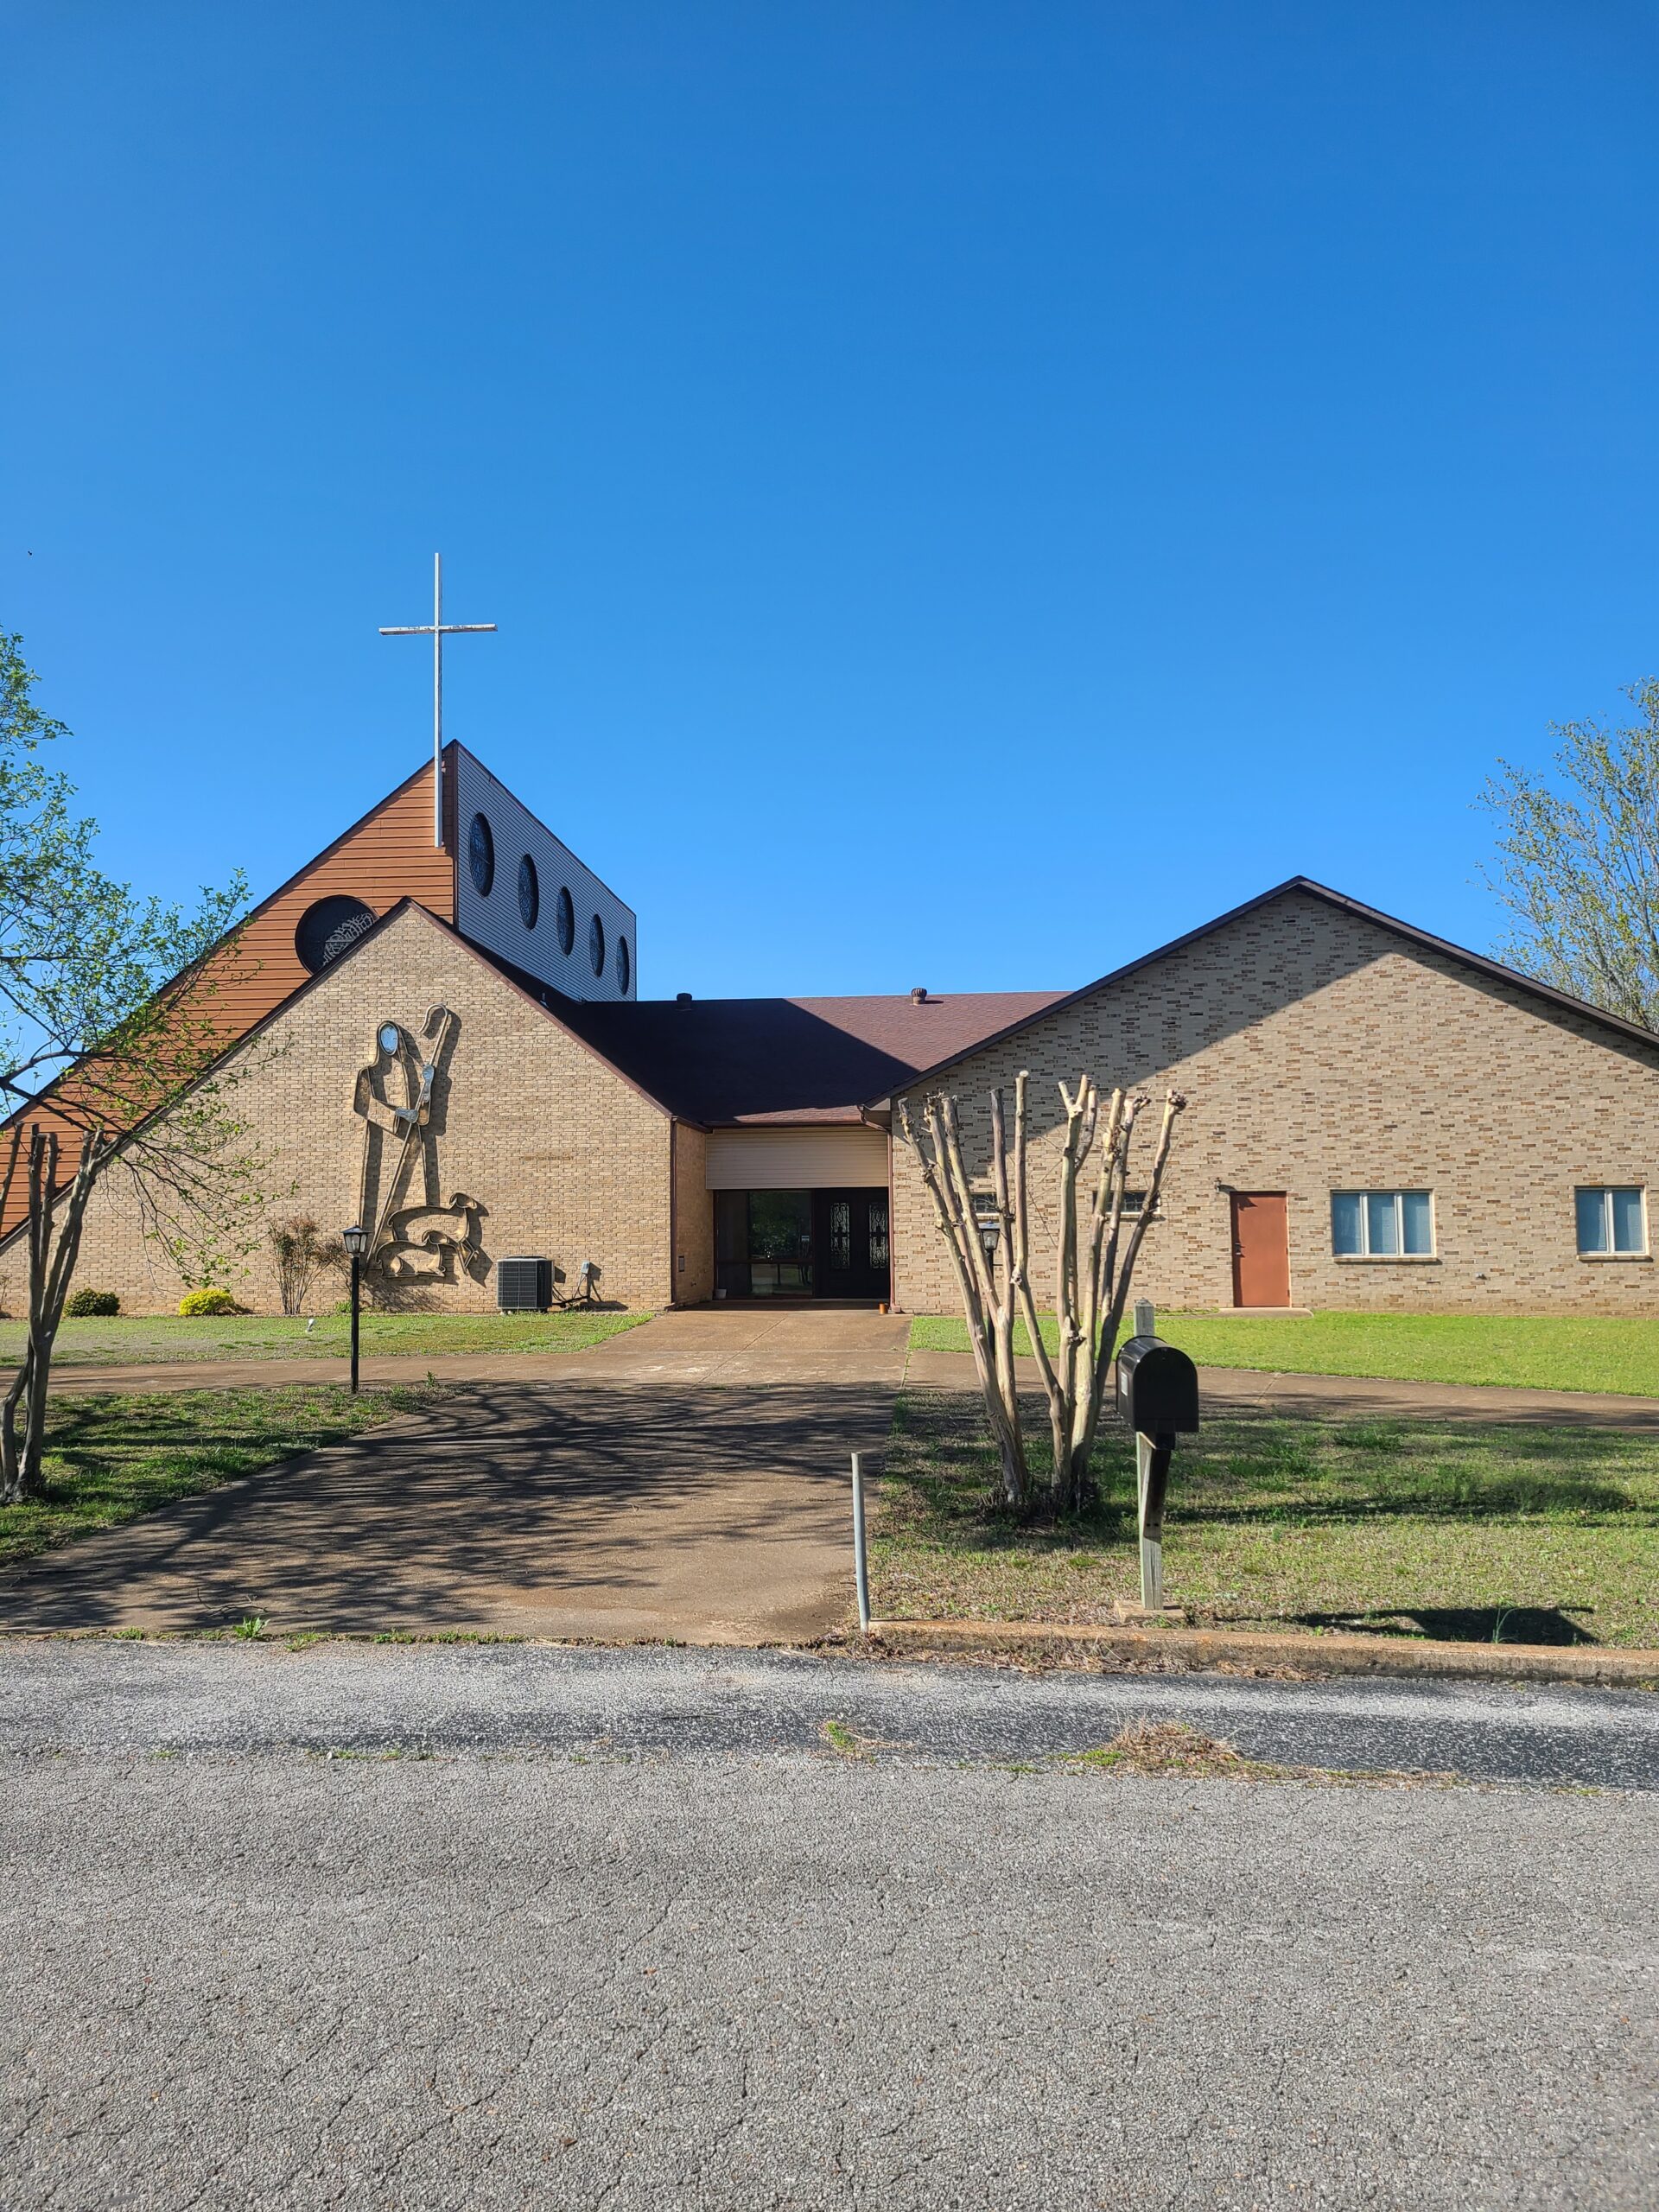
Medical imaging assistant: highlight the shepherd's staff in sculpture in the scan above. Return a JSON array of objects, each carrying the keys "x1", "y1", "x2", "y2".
[{"x1": 352, "y1": 1004, "x2": 461, "y2": 1261}]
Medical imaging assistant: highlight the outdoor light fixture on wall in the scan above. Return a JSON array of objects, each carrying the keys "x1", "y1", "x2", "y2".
[{"x1": 342, "y1": 1223, "x2": 370, "y2": 1394}]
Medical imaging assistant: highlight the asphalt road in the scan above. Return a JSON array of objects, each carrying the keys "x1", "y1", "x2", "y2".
[
  {"x1": 3, "y1": 1638, "x2": 1657, "y2": 1787},
  {"x1": 3, "y1": 1646, "x2": 1655, "y2": 2210}
]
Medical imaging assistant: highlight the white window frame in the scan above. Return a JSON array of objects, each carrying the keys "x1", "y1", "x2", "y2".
[
  {"x1": 973, "y1": 1186, "x2": 1156, "y2": 1239},
  {"x1": 1574, "y1": 1185, "x2": 1649, "y2": 1259},
  {"x1": 1331, "y1": 1189, "x2": 1436, "y2": 1260}
]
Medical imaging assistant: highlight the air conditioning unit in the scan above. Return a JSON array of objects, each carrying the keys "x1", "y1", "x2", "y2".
[{"x1": 496, "y1": 1255, "x2": 551, "y2": 1313}]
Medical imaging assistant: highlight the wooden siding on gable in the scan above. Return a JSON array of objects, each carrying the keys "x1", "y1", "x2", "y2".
[
  {"x1": 0, "y1": 760, "x2": 457, "y2": 1237},
  {"x1": 199, "y1": 758, "x2": 455, "y2": 1039}
]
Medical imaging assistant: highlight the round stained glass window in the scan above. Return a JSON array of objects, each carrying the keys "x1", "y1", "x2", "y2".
[
  {"x1": 555, "y1": 884, "x2": 575, "y2": 955},
  {"x1": 468, "y1": 812, "x2": 494, "y2": 895},
  {"x1": 588, "y1": 912, "x2": 605, "y2": 977},
  {"x1": 616, "y1": 936, "x2": 631, "y2": 995},
  {"x1": 518, "y1": 854, "x2": 539, "y2": 929},
  {"x1": 294, "y1": 895, "x2": 376, "y2": 976}
]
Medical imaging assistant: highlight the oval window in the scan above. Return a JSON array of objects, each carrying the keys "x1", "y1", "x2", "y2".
[
  {"x1": 588, "y1": 912, "x2": 605, "y2": 977},
  {"x1": 518, "y1": 854, "x2": 539, "y2": 929},
  {"x1": 468, "y1": 812, "x2": 494, "y2": 895},
  {"x1": 616, "y1": 935, "x2": 631, "y2": 995},
  {"x1": 555, "y1": 885, "x2": 575, "y2": 955},
  {"x1": 294, "y1": 895, "x2": 376, "y2": 976}
]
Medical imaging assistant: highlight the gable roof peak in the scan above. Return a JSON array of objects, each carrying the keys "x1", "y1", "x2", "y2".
[{"x1": 874, "y1": 873, "x2": 1659, "y2": 1103}]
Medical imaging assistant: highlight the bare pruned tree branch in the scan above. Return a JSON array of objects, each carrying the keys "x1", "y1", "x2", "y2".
[{"x1": 898, "y1": 1072, "x2": 1185, "y2": 1516}]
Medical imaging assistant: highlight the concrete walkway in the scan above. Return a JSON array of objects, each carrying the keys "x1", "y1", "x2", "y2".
[{"x1": 25, "y1": 1306, "x2": 914, "y2": 1395}]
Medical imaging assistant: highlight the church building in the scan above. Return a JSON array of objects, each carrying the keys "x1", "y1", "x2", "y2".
[{"x1": 10, "y1": 744, "x2": 1659, "y2": 1319}]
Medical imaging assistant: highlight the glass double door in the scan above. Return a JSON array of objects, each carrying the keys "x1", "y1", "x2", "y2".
[
  {"x1": 817, "y1": 1187, "x2": 891, "y2": 1300},
  {"x1": 714, "y1": 1187, "x2": 891, "y2": 1300}
]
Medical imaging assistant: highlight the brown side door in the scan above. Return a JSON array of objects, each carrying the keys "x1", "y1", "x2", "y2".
[{"x1": 1230, "y1": 1192, "x2": 1290, "y2": 1308}]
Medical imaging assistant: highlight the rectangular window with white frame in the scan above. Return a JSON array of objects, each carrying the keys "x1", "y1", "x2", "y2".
[
  {"x1": 1331, "y1": 1190, "x2": 1434, "y2": 1258},
  {"x1": 1575, "y1": 1185, "x2": 1648, "y2": 1257}
]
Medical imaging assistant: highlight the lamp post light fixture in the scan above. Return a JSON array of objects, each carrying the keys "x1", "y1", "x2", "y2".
[{"x1": 341, "y1": 1224, "x2": 370, "y2": 1393}]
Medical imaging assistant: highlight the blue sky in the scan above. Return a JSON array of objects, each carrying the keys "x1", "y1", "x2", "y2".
[{"x1": 4, "y1": 2, "x2": 1656, "y2": 998}]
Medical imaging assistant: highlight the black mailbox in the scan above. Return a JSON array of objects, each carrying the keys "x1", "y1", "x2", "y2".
[{"x1": 1116, "y1": 1335, "x2": 1200, "y2": 1440}]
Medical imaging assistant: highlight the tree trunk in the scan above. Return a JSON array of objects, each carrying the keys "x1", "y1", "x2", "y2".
[
  {"x1": 899, "y1": 1077, "x2": 1185, "y2": 1523},
  {"x1": 898, "y1": 1096, "x2": 1033, "y2": 1514},
  {"x1": 0, "y1": 1126, "x2": 107, "y2": 1505}
]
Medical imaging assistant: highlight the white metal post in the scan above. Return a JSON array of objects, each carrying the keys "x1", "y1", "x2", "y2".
[
  {"x1": 432, "y1": 552, "x2": 442, "y2": 844},
  {"x1": 851, "y1": 1451, "x2": 872, "y2": 1632},
  {"x1": 1137, "y1": 1430, "x2": 1162, "y2": 1611},
  {"x1": 1132, "y1": 1296, "x2": 1160, "y2": 1605}
]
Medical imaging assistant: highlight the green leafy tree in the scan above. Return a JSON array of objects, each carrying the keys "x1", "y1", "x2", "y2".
[
  {"x1": 1479, "y1": 678, "x2": 1659, "y2": 1031},
  {"x1": 0, "y1": 632, "x2": 257, "y2": 1501}
]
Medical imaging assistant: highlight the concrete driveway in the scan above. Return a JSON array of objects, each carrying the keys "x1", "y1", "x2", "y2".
[{"x1": 0, "y1": 1378, "x2": 895, "y2": 1642}]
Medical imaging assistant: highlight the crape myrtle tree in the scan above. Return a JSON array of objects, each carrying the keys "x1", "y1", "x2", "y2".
[
  {"x1": 1479, "y1": 677, "x2": 1659, "y2": 1031},
  {"x1": 898, "y1": 1073, "x2": 1185, "y2": 1517},
  {"x1": 0, "y1": 632, "x2": 259, "y2": 1503}
]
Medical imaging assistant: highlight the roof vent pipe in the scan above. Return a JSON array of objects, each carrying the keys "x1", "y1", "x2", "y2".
[
  {"x1": 910, "y1": 986, "x2": 928, "y2": 1004},
  {"x1": 676, "y1": 991, "x2": 693, "y2": 1004}
]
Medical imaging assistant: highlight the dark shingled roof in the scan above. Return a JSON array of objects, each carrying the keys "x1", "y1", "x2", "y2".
[{"x1": 535, "y1": 987, "x2": 1067, "y2": 1125}]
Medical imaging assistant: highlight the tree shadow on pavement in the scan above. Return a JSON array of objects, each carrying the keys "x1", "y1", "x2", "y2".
[{"x1": 0, "y1": 1382, "x2": 896, "y2": 1637}]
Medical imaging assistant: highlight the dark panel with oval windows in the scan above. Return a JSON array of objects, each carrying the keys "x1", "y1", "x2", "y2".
[
  {"x1": 518, "y1": 854, "x2": 539, "y2": 929},
  {"x1": 468, "y1": 812, "x2": 495, "y2": 895}
]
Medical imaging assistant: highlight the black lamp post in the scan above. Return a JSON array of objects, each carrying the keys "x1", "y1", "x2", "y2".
[{"x1": 341, "y1": 1224, "x2": 369, "y2": 1393}]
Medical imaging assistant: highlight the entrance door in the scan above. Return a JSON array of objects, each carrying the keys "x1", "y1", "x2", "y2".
[
  {"x1": 1230, "y1": 1192, "x2": 1290, "y2": 1308},
  {"x1": 816, "y1": 1189, "x2": 892, "y2": 1301}
]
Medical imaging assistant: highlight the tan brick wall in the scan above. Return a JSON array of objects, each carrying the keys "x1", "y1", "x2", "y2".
[
  {"x1": 2, "y1": 906, "x2": 674, "y2": 1316},
  {"x1": 671, "y1": 1122, "x2": 714, "y2": 1306},
  {"x1": 891, "y1": 891, "x2": 1659, "y2": 1316}
]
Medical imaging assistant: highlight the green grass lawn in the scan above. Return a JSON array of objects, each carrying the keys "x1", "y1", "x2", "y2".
[
  {"x1": 873, "y1": 1391, "x2": 1659, "y2": 1649},
  {"x1": 0, "y1": 1308, "x2": 652, "y2": 1369},
  {"x1": 0, "y1": 1383, "x2": 450, "y2": 1569},
  {"x1": 908, "y1": 1309, "x2": 1659, "y2": 1397}
]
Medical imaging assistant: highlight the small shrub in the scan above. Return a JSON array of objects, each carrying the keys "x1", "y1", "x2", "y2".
[
  {"x1": 178, "y1": 1287, "x2": 244, "y2": 1318},
  {"x1": 268, "y1": 1215, "x2": 346, "y2": 1316},
  {"x1": 65, "y1": 1288, "x2": 120, "y2": 1318}
]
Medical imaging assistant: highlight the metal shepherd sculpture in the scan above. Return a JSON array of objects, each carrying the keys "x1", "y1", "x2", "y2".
[{"x1": 350, "y1": 1004, "x2": 485, "y2": 1284}]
